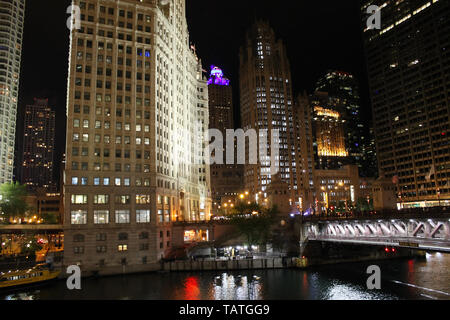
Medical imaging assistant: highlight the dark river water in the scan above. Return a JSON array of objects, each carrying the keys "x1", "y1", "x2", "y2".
[{"x1": 2, "y1": 253, "x2": 450, "y2": 300}]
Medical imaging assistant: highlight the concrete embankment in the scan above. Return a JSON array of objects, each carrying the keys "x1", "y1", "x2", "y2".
[
  {"x1": 162, "y1": 258, "x2": 290, "y2": 272},
  {"x1": 56, "y1": 258, "x2": 290, "y2": 278},
  {"x1": 56, "y1": 243, "x2": 426, "y2": 278}
]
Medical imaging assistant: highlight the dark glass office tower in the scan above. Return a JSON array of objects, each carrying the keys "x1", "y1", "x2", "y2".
[
  {"x1": 21, "y1": 98, "x2": 56, "y2": 191},
  {"x1": 362, "y1": 0, "x2": 450, "y2": 208}
]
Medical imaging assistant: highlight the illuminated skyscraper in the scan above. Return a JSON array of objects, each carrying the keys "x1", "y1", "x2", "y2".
[
  {"x1": 208, "y1": 66, "x2": 233, "y2": 134},
  {"x1": 21, "y1": 98, "x2": 56, "y2": 191},
  {"x1": 310, "y1": 92, "x2": 349, "y2": 171},
  {"x1": 314, "y1": 107, "x2": 347, "y2": 158},
  {"x1": 315, "y1": 71, "x2": 377, "y2": 177},
  {"x1": 64, "y1": 0, "x2": 211, "y2": 272},
  {"x1": 239, "y1": 21, "x2": 298, "y2": 203},
  {"x1": 362, "y1": 0, "x2": 450, "y2": 207},
  {"x1": 207, "y1": 66, "x2": 243, "y2": 206},
  {"x1": 0, "y1": 0, "x2": 25, "y2": 184}
]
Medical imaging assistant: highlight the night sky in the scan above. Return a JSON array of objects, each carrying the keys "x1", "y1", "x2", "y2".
[{"x1": 16, "y1": 0, "x2": 369, "y2": 187}]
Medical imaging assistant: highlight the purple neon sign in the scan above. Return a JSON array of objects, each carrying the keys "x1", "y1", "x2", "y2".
[{"x1": 207, "y1": 65, "x2": 230, "y2": 86}]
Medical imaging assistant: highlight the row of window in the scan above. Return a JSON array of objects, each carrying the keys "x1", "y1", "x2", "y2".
[
  {"x1": 74, "y1": 244, "x2": 151, "y2": 254},
  {"x1": 70, "y1": 161, "x2": 154, "y2": 174},
  {"x1": 80, "y1": 2, "x2": 152, "y2": 22},
  {"x1": 74, "y1": 91, "x2": 151, "y2": 102},
  {"x1": 74, "y1": 231, "x2": 151, "y2": 242},
  {"x1": 71, "y1": 209, "x2": 150, "y2": 225},
  {"x1": 72, "y1": 133, "x2": 151, "y2": 146},
  {"x1": 73, "y1": 105, "x2": 151, "y2": 119},
  {"x1": 71, "y1": 209, "x2": 172, "y2": 225},
  {"x1": 75, "y1": 76, "x2": 151, "y2": 91},
  {"x1": 71, "y1": 194, "x2": 171, "y2": 205}
]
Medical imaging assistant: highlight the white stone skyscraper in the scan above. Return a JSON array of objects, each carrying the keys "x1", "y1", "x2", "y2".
[
  {"x1": 64, "y1": 0, "x2": 211, "y2": 274},
  {"x1": 0, "y1": 0, "x2": 25, "y2": 184}
]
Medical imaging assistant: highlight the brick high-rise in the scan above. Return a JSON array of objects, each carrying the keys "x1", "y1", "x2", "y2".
[{"x1": 207, "y1": 66, "x2": 243, "y2": 206}]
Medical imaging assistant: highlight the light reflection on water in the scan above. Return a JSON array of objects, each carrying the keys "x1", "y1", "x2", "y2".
[
  {"x1": 325, "y1": 281, "x2": 398, "y2": 300},
  {"x1": 1, "y1": 253, "x2": 449, "y2": 300},
  {"x1": 212, "y1": 274, "x2": 263, "y2": 300}
]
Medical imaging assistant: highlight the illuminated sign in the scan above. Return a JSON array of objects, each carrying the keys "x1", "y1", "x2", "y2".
[
  {"x1": 207, "y1": 65, "x2": 230, "y2": 86},
  {"x1": 314, "y1": 106, "x2": 340, "y2": 119}
]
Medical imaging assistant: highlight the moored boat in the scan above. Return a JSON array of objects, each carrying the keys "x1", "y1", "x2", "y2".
[{"x1": 0, "y1": 264, "x2": 60, "y2": 290}]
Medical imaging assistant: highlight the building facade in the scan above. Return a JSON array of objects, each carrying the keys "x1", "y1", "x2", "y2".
[
  {"x1": 315, "y1": 71, "x2": 377, "y2": 177},
  {"x1": 64, "y1": 0, "x2": 211, "y2": 274},
  {"x1": 25, "y1": 188, "x2": 64, "y2": 224},
  {"x1": 239, "y1": 21, "x2": 298, "y2": 208},
  {"x1": 293, "y1": 93, "x2": 374, "y2": 214},
  {"x1": 20, "y1": 98, "x2": 56, "y2": 192},
  {"x1": 0, "y1": 0, "x2": 25, "y2": 184},
  {"x1": 362, "y1": 0, "x2": 450, "y2": 208},
  {"x1": 314, "y1": 165, "x2": 363, "y2": 214},
  {"x1": 292, "y1": 94, "x2": 316, "y2": 211},
  {"x1": 207, "y1": 65, "x2": 243, "y2": 210}
]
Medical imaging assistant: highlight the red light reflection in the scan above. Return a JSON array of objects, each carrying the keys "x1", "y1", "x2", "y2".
[{"x1": 184, "y1": 277, "x2": 200, "y2": 300}]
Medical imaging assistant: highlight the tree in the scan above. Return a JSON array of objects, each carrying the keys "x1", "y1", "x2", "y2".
[
  {"x1": 41, "y1": 212, "x2": 59, "y2": 224},
  {"x1": 336, "y1": 200, "x2": 346, "y2": 214},
  {"x1": 356, "y1": 197, "x2": 374, "y2": 212},
  {"x1": 227, "y1": 202, "x2": 278, "y2": 251},
  {"x1": 20, "y1": 236, "x2": 42, "y2": 255},
  {"x1": 0, "y1": 183, "x2": 29, "y2": 223}
]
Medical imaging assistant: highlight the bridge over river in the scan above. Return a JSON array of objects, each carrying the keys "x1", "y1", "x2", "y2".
[{"x1": 300, "y1": 208, "x2": 450, "y2": 252}]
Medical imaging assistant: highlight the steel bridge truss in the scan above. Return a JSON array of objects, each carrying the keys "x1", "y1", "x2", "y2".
[{"x1": 305, "y1": 217, "x2": 450, "y2": 252}]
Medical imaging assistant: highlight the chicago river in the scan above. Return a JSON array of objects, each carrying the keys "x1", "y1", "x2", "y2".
[{"x1": 1, "y1": 253, "x2": 449, "y2": 300}]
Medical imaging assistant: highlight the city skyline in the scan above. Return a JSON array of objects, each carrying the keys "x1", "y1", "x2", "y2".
[
  {"x1": 15, "y1": 0, "x2": 372, "y2": 188},
  {"x1": 1, "y1": 0, "x2": 450, "y2": 306}
]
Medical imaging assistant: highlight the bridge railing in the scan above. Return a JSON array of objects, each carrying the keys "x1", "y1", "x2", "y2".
[{"x1": 301, "y1": 206, "x2": 450, "y2": 222}]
